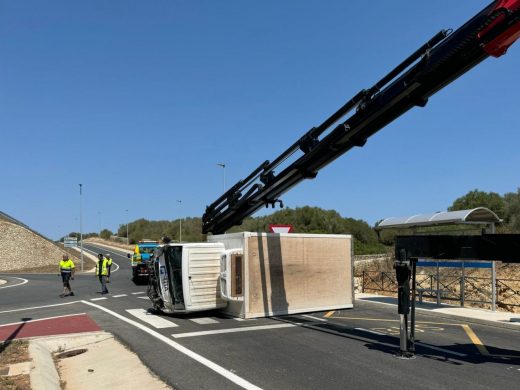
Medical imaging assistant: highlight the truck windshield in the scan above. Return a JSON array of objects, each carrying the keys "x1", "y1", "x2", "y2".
[
  {"x1": 164, "y1": 246, "x2": 184, "y2": 306},
  {"x1": 139, "y1": 247, "x2": 155, "y2": 254}
]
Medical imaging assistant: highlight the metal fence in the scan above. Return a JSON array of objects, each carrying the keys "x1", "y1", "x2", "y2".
[{"x1": 361, "y1": 271, "x2": 520, "y2": 311}]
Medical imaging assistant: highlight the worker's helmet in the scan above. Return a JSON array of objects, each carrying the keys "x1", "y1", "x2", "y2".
[
  {"x1": 62, "y1": 254, "x2": 68, "y2": 260},
  {"x1": 105, "y1": 253, "x2": 110, "y2": 257}
]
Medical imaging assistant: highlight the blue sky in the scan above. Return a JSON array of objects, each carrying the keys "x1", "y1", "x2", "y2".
[{"x1": 1, "y1": 0, "x2": 518, "y2": 239}]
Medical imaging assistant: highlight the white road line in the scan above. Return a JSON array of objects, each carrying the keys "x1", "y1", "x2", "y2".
[
  {"x1": 82, "y1": 247, "x2": 120, "y2": 272},
  {"x1": 190, "y1": 317, "x2": 219, "y2": 325},
  {"x1": 355, "y1": 327, "x2": 386, "y2": 336},
  {"x1": 234, "y1": 318, "x2": 254, "y2": 321},
  {"x1": 415, "y1": 342, "x2": 467, "y2": 357},
  {"x1": 0, "y1": 277, "x2": 29, "y2": 289},
  {"x1": 81, "y1": 300, "x2": 263, "y2": 390},
  {"x1": 112, "y1": 294, "x2": 127, "y2": 298},
  {"x1": 301, "y1": 314, "x2": 328, "y2": 322},
  {"x1": 137, "y1": 296, "x2": 149, "y2": 300},
  {"x1": 132, "y1": 292, "x2": 145, "y2": 295},
  {"x1": 90, "y1": 297, "x2": 108, "y2": 301},
  {"x1": 126, "y1": 309, "x2": 178, "y2": 328},
  {"x1": 172, "y1": 324, "x2": 296, "y2": 338},
  {"x1": 0, "y1": 313, "x2": 87, "y2": 328},
  {"x1": 0, "y1": 301, "x2": 80, "y2": 314}
]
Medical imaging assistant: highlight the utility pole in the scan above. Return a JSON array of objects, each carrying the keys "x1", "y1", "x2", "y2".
[
  {"x1": 125, "y1": 209, "x2": 129, "y2": 245},
  {"x1": 177, "y1": 200, "x2": 182, "y2": 242},
  {"x1": 217, "y1": 163, "x2": 226, "y2": 192},
  {"x1": 79, "y1": 184, "x2": 84, "y2": 272}
]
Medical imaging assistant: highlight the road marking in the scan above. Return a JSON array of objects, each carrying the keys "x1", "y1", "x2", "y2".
[
  {"x1": 81, "y1": 300, "x2": 263, "y2": 390},
  {"x1": 82, "y1": 247, "x2": 120, "y2": 272},
  {"x1": 415, "y1": 342, "x2": 467, "y2": 357},
  {"x1": 132, "y1": 292, "x2": 145, "y2": 295},
  {"x1": 355, "y1": 327, "x2": 386, "y2": 336},
  {"x1": 126, "y1": 309, "x2": 179, "y2": 328},
  {"x1": 333, "y1": 317, "x2": 457, "y2": 326},
  {"x1": 234, "y1": 318, "x2": 253, "y2": 321},
  {"x1": 0, "y1": 313, "x2": 87, "y2": 328},
  {"x1": 462, "y1": 324, "x2": 490, "y2": 356},
  {"x1": 301, "y1": 314, "x2": 328, "y2": 322},
  {"x1": 0, "y1": 301, "x2": 80, "y2": 314},
  {"x1": 190, "y1": 317, "x2": 219, "y2": 325},
  {"x1": 324, "y1": 311, "x2": 335, "y2": 318},
  {"x1": 0, "y1": 277, "x2": 28, "y2": 289},
  {"x1": 90, "y1": 297, "x2": 108, "y2": 301},
  {"x1": 172, "y1": 324, "x2": 296, "y2": 338},
  {"x1": 138, "y1": 296, "x2": 149, "y2": 300},
  {"x1": 112, "y1": 294, "x2": 127, "y2": 298}
]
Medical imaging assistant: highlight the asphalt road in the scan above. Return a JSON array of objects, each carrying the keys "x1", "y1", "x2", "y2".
[{"x1": 1, "y1": 243, "x2": 519, "y2": 389}]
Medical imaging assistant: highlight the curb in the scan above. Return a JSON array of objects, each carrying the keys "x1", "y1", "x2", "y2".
[
  {"x1": 355, "y1": 298, "x2": 520, "y2": 332},
  {"x1": 29, "y1": 340, "x2": 61, "y2": 390}
]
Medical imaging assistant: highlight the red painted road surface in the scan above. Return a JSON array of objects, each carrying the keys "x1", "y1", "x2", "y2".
[{"x1": 0, "y1": 314, "x2": 101, "y2": 341}]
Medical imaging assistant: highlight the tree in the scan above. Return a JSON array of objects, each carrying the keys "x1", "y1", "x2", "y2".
[
  {"x1": 448, "y1": 189, "x2": 505, "y2": 218},
  {"x1": 100, "y1": 229, "x2": 113, "y2": 240},
  {"x1": 503, "y1": 188, "x2": 520, "y2": 232}
]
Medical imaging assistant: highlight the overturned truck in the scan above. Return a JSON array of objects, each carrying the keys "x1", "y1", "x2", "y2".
[{"x1": 147, "y1": 233, "x2": 353, "y2": 318}]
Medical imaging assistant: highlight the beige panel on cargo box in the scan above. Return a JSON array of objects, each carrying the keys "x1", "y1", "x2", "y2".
[{"x1": 247, "y1": 235, "x2": 352, "y2": 317}]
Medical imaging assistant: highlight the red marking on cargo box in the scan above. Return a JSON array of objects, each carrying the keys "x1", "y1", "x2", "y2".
[{"x1": 0, "y1": 313, "x2": 101, "y2": 341}]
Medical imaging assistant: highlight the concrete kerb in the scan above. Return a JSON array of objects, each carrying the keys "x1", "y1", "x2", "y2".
[
  {"x1": 355, "y1": 294, "x2": 520, "y2": 332},
  {"x1": 28, "y1": 331, "x2": 170, "y2": 390}
]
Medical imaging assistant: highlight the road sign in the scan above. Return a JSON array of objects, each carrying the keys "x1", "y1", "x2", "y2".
[
  {"x1": 64, "y1": 237, "x2": 78, "y2": 248},
  {"x1": 269, "y1": 224, "x2": 293, "y2": 234}
]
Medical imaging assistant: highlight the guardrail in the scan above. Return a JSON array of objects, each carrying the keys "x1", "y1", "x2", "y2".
[{"x1": 361, "y1": 271, "x2": 520, "y2": 311}]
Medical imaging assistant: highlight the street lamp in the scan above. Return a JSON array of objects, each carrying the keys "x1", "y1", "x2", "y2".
[
  {"x1": 125, "y1": 209, "x2": 129, "y2": 245},
  {"x1": 217, "y1": 163, "x2": 226, "y2": 192},
  {"x1": 79, "y1": 184, "x2": 84, "y2": 272},
  {"x1": 177, "y1": 200, "x2": 182, "y2": 242}
]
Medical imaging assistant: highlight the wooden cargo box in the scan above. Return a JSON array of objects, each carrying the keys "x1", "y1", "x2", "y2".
[{"x1": 209, "y1": 232, "x2": 353, "y2": 318}]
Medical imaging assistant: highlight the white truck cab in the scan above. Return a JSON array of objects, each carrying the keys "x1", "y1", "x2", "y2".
[{"x1": 148, "y1": 242, "x2": 227, "y2": 314}]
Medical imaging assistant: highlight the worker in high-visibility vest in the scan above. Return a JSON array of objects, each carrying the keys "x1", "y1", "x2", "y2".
[
  {"x1": 96, "y1": 253, "x2": 110, "y2": 294},
  {"x1": 105, "y1": 254, "x2": 113, "y2": 283},
  {"x1": 59, "y1": 254, "x2": 75, "y2": 297}
]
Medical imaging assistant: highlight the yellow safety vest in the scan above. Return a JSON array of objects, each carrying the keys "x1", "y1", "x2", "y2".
[
  {"x1": 96, "y1": 258, "x2": 109, "y2": 276},
  {"x1": 105, "y1": 257, "x2": 113, "y2": 266},
  {"x1": 59, "y1": 259, "x2": 75, "y2": 273}
]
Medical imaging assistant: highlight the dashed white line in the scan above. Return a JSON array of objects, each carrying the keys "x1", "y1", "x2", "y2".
[
  {"x1": 81, "y1": 300, "x2": 263, "y2": 390},
  {"x1": 90, "y1": 297, "x2": 108, "y2": 301},
  {"x1": 112, "y1": 294, "x2": 127, "y2": 298},
  {"x1": 126, "y1": 309, "x2": 178, "y2": 328},
  {"x1": 190, "y1": 317, "x2": 219, "y2": 325},
  {"x1": 355, "y1": 327, "x2": 386, "y2": 336},
  {"x1": 172, "y1": 323, "x2": 296, "y2": 338},
  {"x1": 132, "y1": 292, "x2": 145, "y2": 295},
  {"x1": 137, "y1": 296, "x2": 149, "y2": 300}
]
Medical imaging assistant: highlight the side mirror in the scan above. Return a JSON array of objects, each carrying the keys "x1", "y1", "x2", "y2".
[{"x1": 127, "y1": 253, "x2": 131, "y2": 258}]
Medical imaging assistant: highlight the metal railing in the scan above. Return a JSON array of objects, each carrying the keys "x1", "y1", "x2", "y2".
[{"x1": 361, "y1": 271, "x2": 520, "y2": 311}]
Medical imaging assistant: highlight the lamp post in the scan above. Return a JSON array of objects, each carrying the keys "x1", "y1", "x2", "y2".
[
  {"x1": 217, "y1": 163, "x2": 226, "y2": 192},
  {"x1": 177, "y1": 200, "x2": 182, "y2": 242},
  {"x1": 79, "y1": 184, "x2": 84, "y2": 272},
  {"x1": 125, "y1": 209, "x2": 129, "y2": 245}
]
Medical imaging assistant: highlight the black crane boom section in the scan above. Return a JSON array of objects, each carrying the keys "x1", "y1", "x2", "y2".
[{"x1": 203, "y1": 0, "x2": 520, "y2": 235}]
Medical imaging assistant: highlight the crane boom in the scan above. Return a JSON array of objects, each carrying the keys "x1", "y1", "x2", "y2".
[{"x1": 203, "y1": 0, "x2": 520, "y2": 235}]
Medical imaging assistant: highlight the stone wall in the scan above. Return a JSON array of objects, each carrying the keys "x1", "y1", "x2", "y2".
[{"x1": 0, "y1": 220, "x2": 77, "y2": 272}]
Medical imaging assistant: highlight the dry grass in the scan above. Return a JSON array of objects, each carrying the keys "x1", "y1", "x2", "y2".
[{"x1": 0, "y1": 340, "x2": 31, "y2": 390}]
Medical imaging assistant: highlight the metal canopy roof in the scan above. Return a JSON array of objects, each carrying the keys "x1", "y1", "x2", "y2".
[{"x1": 375, "y1": 207, "x2": 501, "y2": 230}]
